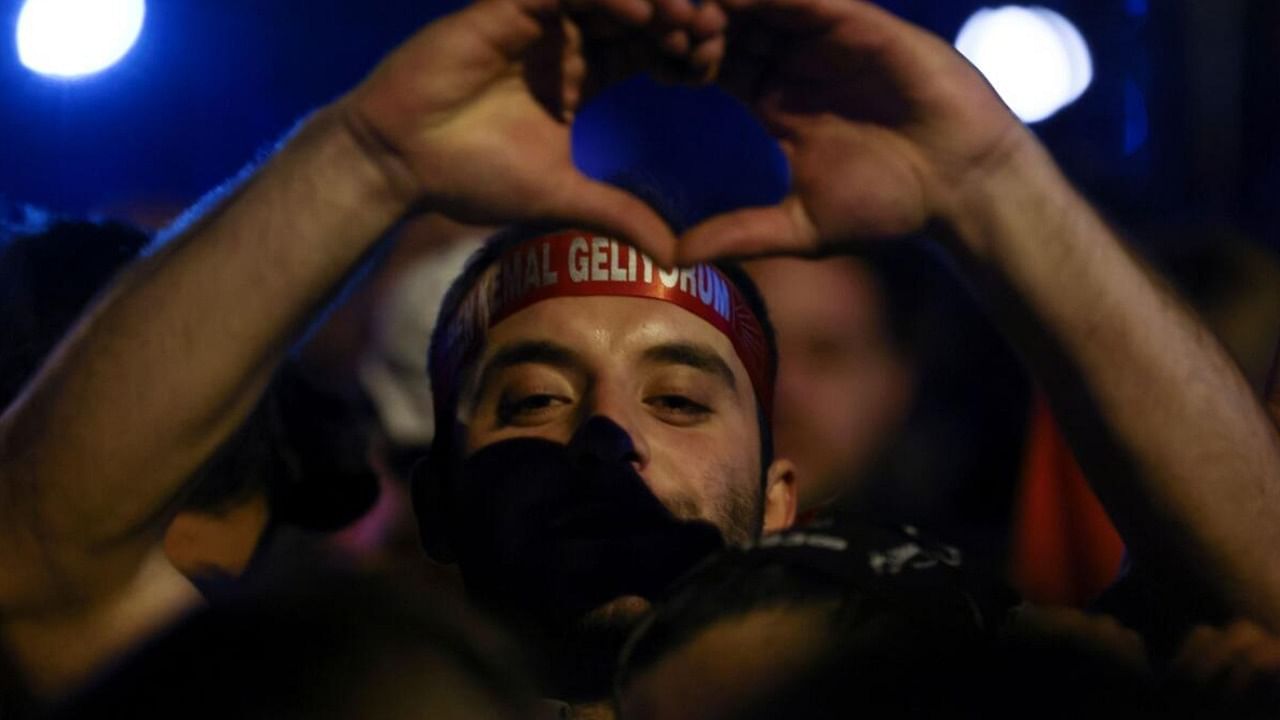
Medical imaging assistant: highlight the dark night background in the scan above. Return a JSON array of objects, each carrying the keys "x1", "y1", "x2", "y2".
[{"x1": 0, "y1": 0, "x2": 1277, "y2": 250}]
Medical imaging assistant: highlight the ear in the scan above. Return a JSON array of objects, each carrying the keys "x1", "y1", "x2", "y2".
[{"x1": 762, "y1": 458, "x2": 798, "y2": 533}]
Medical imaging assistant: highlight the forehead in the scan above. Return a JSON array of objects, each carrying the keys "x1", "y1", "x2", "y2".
[{"x1": 481, "y1": 295, "x2": 747, "y2": 375}]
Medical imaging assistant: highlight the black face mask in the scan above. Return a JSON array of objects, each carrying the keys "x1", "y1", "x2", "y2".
[{"x1": 449, "y1": 417, "x2": 725, "y2": 629}]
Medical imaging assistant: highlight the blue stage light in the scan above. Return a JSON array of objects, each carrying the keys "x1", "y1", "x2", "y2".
[
  {"x1": 954, "y1": 6, "x2": 1093, "y2": 124},
  {"x1": 16, "y1": 0, "x2": 146, "y2": 79}
]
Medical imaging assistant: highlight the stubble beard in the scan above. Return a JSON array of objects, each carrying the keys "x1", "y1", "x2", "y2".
[{"x1": 540, "y1": 458, "x2": 764, "y2": 700}]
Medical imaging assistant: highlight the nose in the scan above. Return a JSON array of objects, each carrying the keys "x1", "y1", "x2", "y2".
[
  {"x1": 568, "y1": 416, "x2": 639, "y2": 465},
  {"x1": 570, "y1": 386, "x2": 649, "y2": 472}
]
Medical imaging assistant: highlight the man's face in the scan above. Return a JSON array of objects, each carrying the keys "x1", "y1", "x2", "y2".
[{"x1": 457, "y1": 295, "x2": 792, "y2": 546}]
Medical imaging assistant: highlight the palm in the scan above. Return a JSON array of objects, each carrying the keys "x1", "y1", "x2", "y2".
[
  {"x1": 761, "y1": 76, "x2": 933, "y2": 244},
  {"x1": 344, "y1": 0, "x2": 695, "y2": 260},
  {"x1": 680, "y1": 0, "x2": 1027, "y2": 261},
  {"x1": 349, "y1": 4, "x2": 586, "y2": 221}
]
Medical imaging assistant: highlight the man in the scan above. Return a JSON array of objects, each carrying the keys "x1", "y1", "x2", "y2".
[
  {"x1": 404, "y1": 226, "x2": 794, "y2": 702},
  {"x1": 2, "y1": 0, "x2": 1279, "y2": 710}
]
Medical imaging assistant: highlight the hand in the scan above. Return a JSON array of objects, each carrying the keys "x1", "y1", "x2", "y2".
[
  {"x1": 1172, "y1": 620, "x2": 1280, "y2": 699},
  {"x1": 340, "y1": 0, "x2": 723, "y2": 264},
  {"x1": 678, "y1": 0, "x2": 1035, "y2": 262},
  {"x1": 1003, "y1": 605, "x2": 1149, "y2": 674}
]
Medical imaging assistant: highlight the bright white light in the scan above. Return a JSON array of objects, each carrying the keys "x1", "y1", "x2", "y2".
[
  {"x1": 955, "y1": 6, "x2": 1093, "y2": 123},
  {"x1": 16, "y1": 0, "x2": 146, "y2": 79}
]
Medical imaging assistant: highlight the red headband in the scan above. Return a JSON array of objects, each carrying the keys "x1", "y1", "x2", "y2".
[{"x1": 485, "y1": 231, "x2": 773, "y2": 421}]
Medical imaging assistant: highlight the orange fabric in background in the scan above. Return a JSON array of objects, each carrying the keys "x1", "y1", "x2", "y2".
[{"x1": 1010, "y1": 393, "x2": 1126, "y2": 607}]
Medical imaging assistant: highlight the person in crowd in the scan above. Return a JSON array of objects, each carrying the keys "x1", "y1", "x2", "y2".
[
  {"x1": 408, "y1": 224, "x2": 790, "y2": 705},
  {"x1": 618, "y1": 523, "x2": 1280, "y2": 719},
  {"x1": 742, "y1": 253, "x2": 919, "y2": 516},
  {"x1": 743, "y1": 244, "x2": 1030, "y2": 572},
  {"x1": 616, "y1": 524, "x2": 1174, "y2": 720},
  {"x1": 0, "y1": 216, "x2": 376, "y2": 701},
  {"x1": 3, "y1": 0, "x2": 1280, "y2": 715},
  {"x1": 55, "y1": 571, "x2": 538, "y2": 720}
]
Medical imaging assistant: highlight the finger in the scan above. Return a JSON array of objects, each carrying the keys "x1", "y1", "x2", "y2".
[
  {"x1": 1180, "y1": 622, "x2": 1268, "y2": 688},
  {"x1": 1223, "y1": 642, "x2": 1280, "y2": 696},
  {"x1": 727, "y1": 0, "x2": 958, "y2": 73},
  {"x1": 564, "y1": 0, "x2": 654, "y2": 27},
  {"x1": 546, "y1": 174, "x2": 679, "y2": 265},
  {"x1": 677, "y1": 198, "x2": 817, "y2": 264},
  {"x1": 1217, "y1": 622, "x2": 1280, "y2": 695},
  {"x1": 689, "y1": 1, "x2": 728, "y2": 38},
  {"x1": 1221, "y1": 631, "x2": 1280, "y2": 695},
  {"x1": 719, "y1": 0, "x2": 903, "y2": 34},
  {"x1": 687, "y1": 34, "x2": 725, "y2": 83},
  {"x1": 571, "y1": 9, "x2": 633, "y2": 38},
  {"x1": 457, "y1": 0, "x2": 563, "y2": 61},
  {"x1": 717, "y1": 18, "x2": 775, "y2": 102},
  {"x1": 716, "y1": 0, "x2": 836, "y2": 30},
  {"x1": 650, "y1": 0, "x2": 697, "y2": 26},
  {"x1": 1172, "y1": 626, "x2": 1226, "y2": 684},
  {"x1": 658, "y1": 27, "x2": 692, "y2": 55}
]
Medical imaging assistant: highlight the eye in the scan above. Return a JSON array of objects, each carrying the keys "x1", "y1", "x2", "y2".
[
  {"x1": 646, "y1": 394, "x2": 712, "y2": 425},
  {"x1": 498, "y1": 393, "x2": 570, "y2": 425}
]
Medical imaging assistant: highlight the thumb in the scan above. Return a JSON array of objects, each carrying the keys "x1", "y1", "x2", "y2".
[
  {"x1": 678, "y1": 196, "x2": 817, "y2": 264},
  {"x1": 543, "y1": 173, "x2": 679, "y2": 266}
]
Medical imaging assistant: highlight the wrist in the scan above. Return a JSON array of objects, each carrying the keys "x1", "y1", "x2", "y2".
[
  {"x1": 934, "y1": 129, "x2": 1082, "y2": 264},
  {"x1": 318, "y1": 97, "x2": 422, "y2": 223}
]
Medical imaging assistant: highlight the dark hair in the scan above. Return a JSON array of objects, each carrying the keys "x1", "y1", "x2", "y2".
[
  {"x1": 614, "y1": 523, "x2": 1005, "y2": 692},
  {"x1": 615, "y1": 524, "x2": 1174, "y2": 719},
  {"x1": 0, "y1": 215, "x2": 149, "y2": 408},
  {"x1": 57, "y1": 571, "x2": 536, "y2": 719},
  {"x1": 415, "y1": 224, "x2": 778, "y2": 561}
]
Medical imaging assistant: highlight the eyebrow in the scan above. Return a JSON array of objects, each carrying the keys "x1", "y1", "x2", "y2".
[
  {"x1": 641, "y1": 342, "x2": 737, "y2": 391},
  {"x1": 473, "y1": 340, "x2": 581, "y2": 396}
]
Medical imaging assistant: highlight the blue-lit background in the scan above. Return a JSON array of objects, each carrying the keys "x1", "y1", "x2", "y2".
[{"x1": 0, "y1": 0, "x2": 1277, "y2": 249}]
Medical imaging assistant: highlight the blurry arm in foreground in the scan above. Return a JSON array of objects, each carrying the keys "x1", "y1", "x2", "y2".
[
  {"x1": 0, "y1": 0, "x2": 715, "y2": 634},
  {"x1": 679, "y1": 0, "x2": 1280, "y2": 629}
]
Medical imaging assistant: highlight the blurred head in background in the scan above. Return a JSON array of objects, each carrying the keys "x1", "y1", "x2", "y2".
[
  {"x1": 57, "y1": 572, "x2": 538, "y2": 720},
  {"x1": 744, "y1": 254, "x2": 916, "y2": 514}
]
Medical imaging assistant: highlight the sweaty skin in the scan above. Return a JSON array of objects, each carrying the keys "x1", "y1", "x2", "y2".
[{"x1": 2, "y1": 0, "x2": 1280, "y2": 705}]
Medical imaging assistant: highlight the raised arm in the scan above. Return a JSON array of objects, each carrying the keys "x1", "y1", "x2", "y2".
[
  {"x1": 678, "y1": 0, "x2": 1280, "y2": 627},
  {"x1": 0, "y1": 0, "x2": 716, "y2": 614},
  {"x1": 1268, "y1": 336, "x2": 1280, "y2": 429}
]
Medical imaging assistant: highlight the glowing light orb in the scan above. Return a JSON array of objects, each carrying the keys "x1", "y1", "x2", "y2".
[
  {"x1": 955, "y1": 6, "x2": 1093, "y2": 124},
  {"x1": 17, "y1": 0, "x2": 146, "y2": 79}
]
